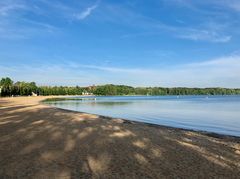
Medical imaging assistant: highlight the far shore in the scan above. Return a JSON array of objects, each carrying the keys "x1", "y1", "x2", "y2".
[{"x1": 0, "y1": 96, "x2": 239, "y2": 178}]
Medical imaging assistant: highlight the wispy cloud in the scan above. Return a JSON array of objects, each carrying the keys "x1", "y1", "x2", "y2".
[
  {"x1": 67, "y1": 63, "x2": 150, "y2": 74},
  {"x1": 0, "y1": 0, "x2": 102, "y2": 39},
  {"x1": 227, "y1": 1, "x2": 240, "y2": 11},
  {"x1": 0, "y1": 19, "x2": 58, "y2": 39},
  {"x1": 1, "y1": 55, "x2": 240, "y2": 87},
  {"x1": 166, "y1": 0, "x2": 240, "y2": 12},
  {"x1": 97, "y1": 2, "x2": 232, "y2": 43},
  {"x1": 0, "y1": 0, "x2": 59, "y2": 39},
  {"x1": 74, "y1": 2, "x2": 99, "y2": 20},
  {"x1": 0, "y1": 2, "x2": 25, "y2": 16},
  {"x1": 120, "y1": 24, "x2": 231, "y2": 43},
  {"x1": 177, "y1": 29, "x2": 232, "y2": 43},
  {"x1": 0, "y1": 0, "x2": 234, "y2": 43},
  {"x1": 205, "y1": 0, "x2": 240, "y2": 12}
]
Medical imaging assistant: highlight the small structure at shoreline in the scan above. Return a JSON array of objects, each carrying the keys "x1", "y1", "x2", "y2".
[{"x1": 32, "y1": 92, "x2": 38, "y2": 97}]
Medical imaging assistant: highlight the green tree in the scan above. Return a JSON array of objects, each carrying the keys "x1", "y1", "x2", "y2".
[{"x1": 0, "y1": 77, "x2": 14, "y2": 96}]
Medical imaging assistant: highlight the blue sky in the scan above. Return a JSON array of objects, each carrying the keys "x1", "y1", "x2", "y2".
[{"x1": 0, "y1": 0, "x2": 240, "y2": 87}]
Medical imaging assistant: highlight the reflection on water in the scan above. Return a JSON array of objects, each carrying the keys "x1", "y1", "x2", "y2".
[
  {"x1": 88, "y1": 101, "x2": 132, "y2": 106},
  {"x1": 44, "y1": 96, "x2": 240, "y2": 137}
]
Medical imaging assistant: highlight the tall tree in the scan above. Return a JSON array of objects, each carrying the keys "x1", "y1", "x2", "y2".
[{"x1": 0, "y1": 77, "x2": 13, "y2": 96}]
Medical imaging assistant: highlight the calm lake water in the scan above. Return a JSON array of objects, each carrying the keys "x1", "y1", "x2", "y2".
[{"x1": 44, "y1": 96, "x2": 240, "y2": 137}]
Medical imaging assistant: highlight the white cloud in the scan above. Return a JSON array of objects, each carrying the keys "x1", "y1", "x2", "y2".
[
  {"x1": 228, "y1": 2, "x2": 240, "y2": 11},
  {"x1": 68, "y1": 63, "x2": 150, "y2": 74},
  {"x1": 100, "y1": 4, "x2": 232, "y2": 43},
  {"x1": 0, "y1": 0, "x2": 60, "y2": 40},
  {"x1": 0, "y1": 0, "x2": 234, "y2": 43},
  {"x1": 1, "y1": 55, "x2": 240, "y2": 88},
  {"x1": 75, "y1": 3, "x2": 98, "y2": 20},
  {"x1": 177, "y1": 29, "x2": 232, "y2": 43},
  {"x1": 167, "y1": 0, "x2": 240, "y2": 12},
  {"x1": 210, "y1": 0, "x2": 240, "y2": 11},
  {"x1": 0, "y1": 3, "x2": 25, "y2": 16},
  {"x1": 120, "y1": 25, "x2": 231, "y2": 43}
]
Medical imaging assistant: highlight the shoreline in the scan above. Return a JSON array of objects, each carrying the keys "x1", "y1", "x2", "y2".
[
  {"x1": 2, "y1": 95, "x2": 240, "y2": 140},
  {"x1": 0, "y1": 96, "x2": 240, "y2": 178},
  {"x1": 49, "y1": 105, "x2": 240, "y2": 141},
  {"x1": 41, "y1": 96, "x2": 240, "y2": 140}
]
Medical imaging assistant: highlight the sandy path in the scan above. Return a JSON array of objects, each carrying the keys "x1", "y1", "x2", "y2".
[{"x1": 0, "y1": 97, "x2": 239, "y2": 178}]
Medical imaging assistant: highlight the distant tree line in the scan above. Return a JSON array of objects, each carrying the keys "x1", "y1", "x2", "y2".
[{"x1": 1, "y1": 77, "x2": 240, "y2": 97}]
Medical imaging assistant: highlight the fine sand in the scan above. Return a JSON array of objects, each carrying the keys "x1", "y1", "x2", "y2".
[{"x1": 0, "y1": 96, "x2": 239, "y2": 178}]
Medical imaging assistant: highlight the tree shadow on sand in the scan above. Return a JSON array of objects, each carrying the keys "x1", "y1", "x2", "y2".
[{"x1": 0, "y1": 105, "x2": 239, "y2": 178}]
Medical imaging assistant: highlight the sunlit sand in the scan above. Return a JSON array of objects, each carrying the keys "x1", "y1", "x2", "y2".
[{"x1": 0, "y1": 97, "x2": 239, "y2": 178}]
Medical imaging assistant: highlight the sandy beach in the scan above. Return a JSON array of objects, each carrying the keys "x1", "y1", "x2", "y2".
[{"x1": 0, "y1": 96, "x2": 239, "y2": 178}]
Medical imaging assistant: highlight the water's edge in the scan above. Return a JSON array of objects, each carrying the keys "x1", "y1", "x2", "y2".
[{"x1": 41, "y1": 99, "x2": 240, "y2": 141}]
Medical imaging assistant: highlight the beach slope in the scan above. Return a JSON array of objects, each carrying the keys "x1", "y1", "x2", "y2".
[{"x1": 0, "y1": 97, "x2": 239, "y2": 178}]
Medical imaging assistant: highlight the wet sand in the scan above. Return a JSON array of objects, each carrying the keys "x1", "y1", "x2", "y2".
[{"x1": 0, "y1": 96, "x2": 240, "y2": 178}]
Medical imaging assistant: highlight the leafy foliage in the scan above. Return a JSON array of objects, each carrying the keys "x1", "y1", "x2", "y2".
[
  {"x1": 0, "y1": 77, "x2": 14, "y2": 96},
  {"x1": 1, "y1": 77, "x2": 240, "y2": 97}
]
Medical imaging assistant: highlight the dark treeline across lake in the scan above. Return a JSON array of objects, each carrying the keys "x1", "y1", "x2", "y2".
[
  {"x1": 44, "y1": 95, "x2": 240, "y2": 137},
  {"x1": 1, "y1": 77, "x2": 240, "y2": 96}
]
